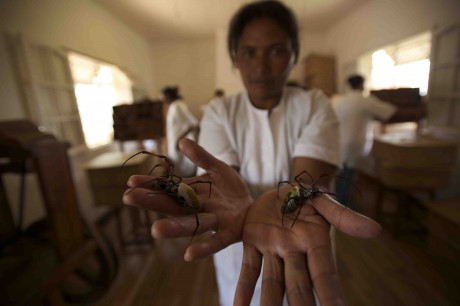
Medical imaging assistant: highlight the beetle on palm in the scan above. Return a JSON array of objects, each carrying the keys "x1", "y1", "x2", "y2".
[
  {"x1": 277, "y1": 171, "x2": 336, "y2": 228},
  {"x1": 123, "y1": 151, "x2": 211, "y2": 239}
]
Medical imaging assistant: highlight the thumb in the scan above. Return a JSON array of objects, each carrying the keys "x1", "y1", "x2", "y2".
[
  {"x1": 313, "y1": 195, "x2": 382, "y2": 239},
  {"x1": 178, "y1": 138, "x2": 226, "y2": 173}
]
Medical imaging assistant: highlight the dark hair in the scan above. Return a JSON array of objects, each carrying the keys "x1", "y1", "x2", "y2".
[
  {"x1": 214, "y1": 89, "x2": 225, "y2": 97},
  {"x1": 227, "y1": 0, "x2": 299, "y2": 63},
  {"x1": 347, "y1": 74, "x2": 365, "y2": 89},
  {"x1": 161, "y1": 86, "x2": 181, "y2": 100}
]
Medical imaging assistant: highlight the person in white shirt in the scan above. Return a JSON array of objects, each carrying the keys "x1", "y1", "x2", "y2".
[
  {"x1": 162, "y1": 86, "x2": 199, "y2": 177},
  {"x1": 202, "y1": 88, "x2": 225, "y2": 114},
  {"x1": 334, "y1": 75, "x2": 397, "y2": 169},
  {"x1": 333, "y1": 74, "x2": 423, "y2": 208},
  {"x1": 124, "y1": 2, "x2": 382, "y2": 306},
  {"x1": 199, "y1": 86, "x2": 341, "y2": 305},
  {"x1": 333, "y1": 75, "x2": 396, "y2": 208}
]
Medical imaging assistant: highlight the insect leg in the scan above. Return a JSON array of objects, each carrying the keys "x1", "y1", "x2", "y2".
[
  {"x1": 311, "y1": 173, "x2": 330, "y2": 187},
  {"x1": 122, "y1": 151, "x2": 169, "y2": 167},
  {"x1": 191, "y1": 213, "x2": 199, "y2": 241},
  {"x1": 290, "y1": 198, "x2": 304, "y2": 229},
  {"x1": 148, "y1": 164, "x2": 164, "y2": 176},
  {"x1": 277, "y1": 181, "x2": 295, "y2": 198},
  {"x1": 172, "y1": 175, "x2": 183, "y2": 183},
  {"x1": 334, "y1": 174, "x2": 362, "y2": 199},
  {"x1": 123, "y1": 177, "x2": 161, "y2": 195},
  {"x1": 188, "y1": 180, "x2": 212, "y2": 198},
  {"x1": 295, "y1": 171, "x2": 314, "y2": 185},
  {"x1": 149, "y1": 159, "x2": 175, "y2": 177}
]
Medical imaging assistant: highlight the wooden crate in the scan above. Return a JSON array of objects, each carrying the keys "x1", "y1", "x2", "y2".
[
  {"x1": 376, "y1": 161, "x2": 453, "y2": 189},
  {"x1": 85, "y1": 152, "x2": 159, "y2": 206},
  {"x1": 372, "y1": 133, "x2": 457, "y2": 167},
  {"x1": 372, "y1": 132, "x2": 458, "y2": 189},
  {"x1": 113, "y1": 100, "x2": 165, "y2": 141},
  {"x1": 370, "y1": 88, "x2": 421, "y2": 106}
]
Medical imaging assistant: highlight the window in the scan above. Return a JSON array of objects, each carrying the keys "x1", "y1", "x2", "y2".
[
  {"x1": 68, "y1": 52, "x2": 133, "y2": 148},
  {"x1": 358, "y1": 31, "x2": 432, "y2": 95}
]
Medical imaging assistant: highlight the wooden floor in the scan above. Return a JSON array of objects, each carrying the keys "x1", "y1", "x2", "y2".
[
  {"x1": 89, "y1": 172, "x2": 460, "y2": 306},
  {"x1": 94, "y1": 239, "x2": 219, "y2": 306},
  {"x1": 5, "y1": 171, "x2": 457, "y2": 305},
  {"x1": 91, "y1": 210, "x2": 220, "y2": 306},
  {"x1": 336, "y1": 173, "x2": 460, "y2": 306}
]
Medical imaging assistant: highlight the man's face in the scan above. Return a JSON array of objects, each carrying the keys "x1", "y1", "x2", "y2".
[{"x1": 233, "y1": 18, "x2": 295, "y2": 106}]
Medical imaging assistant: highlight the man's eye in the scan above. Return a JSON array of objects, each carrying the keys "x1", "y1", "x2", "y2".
[
  {"x1": 238, "y1": 48, "x2": 255, "y2": 59},
  {"x1": 270, "y1": 47, "x2": 287, "y2": 56}
]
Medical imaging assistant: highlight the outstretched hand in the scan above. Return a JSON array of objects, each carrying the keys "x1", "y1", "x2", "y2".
[
  {"x1": 123, "y1": 138, "x2": 253, "y2": 261},
  {"x1": 235, "y1": 186, "x2": 382, "y2": 306}
]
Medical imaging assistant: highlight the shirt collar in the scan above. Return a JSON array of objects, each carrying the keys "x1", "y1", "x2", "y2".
[{"x1": 243, "y1": 89, "x2": 286, "y2": 116}]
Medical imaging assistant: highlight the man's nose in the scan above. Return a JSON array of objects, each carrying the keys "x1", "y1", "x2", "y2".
[{"x1": 253, "y1": 52, "x2": 270, "y2": 73}]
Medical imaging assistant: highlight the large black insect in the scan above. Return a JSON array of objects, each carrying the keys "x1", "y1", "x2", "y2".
[
  {"x1": 277, "y1": 171, "x2": 338, "y2": 228},
  {"x1": 123, "y1": 151, "x2": 211, "y2": 239}
]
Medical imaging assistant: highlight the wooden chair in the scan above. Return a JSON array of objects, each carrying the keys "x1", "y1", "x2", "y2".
[
  {"x1": 32, "y1": 140, "x2": 117, "y2": 305},
  {"x1": 0, "y1": 120, "x2": 117, "y2": 305}
]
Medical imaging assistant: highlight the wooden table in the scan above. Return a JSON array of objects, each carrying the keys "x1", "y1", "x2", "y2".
[
  {"x1": 85, "y1": 151, "x2": 160, "y2": 250},
  {"x1": 371, "y1": 131, "x2": 458, "y2": 235}
]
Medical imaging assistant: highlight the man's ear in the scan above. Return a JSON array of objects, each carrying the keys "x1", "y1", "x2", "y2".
[
  {"x1": 290, "y1": 53, "x2": 297, "y2": 66},
  {"x1": 231, "y1": 53, "x2": 238, "y2": 69}
]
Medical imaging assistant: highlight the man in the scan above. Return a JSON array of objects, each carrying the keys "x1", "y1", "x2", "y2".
[
  {"x1": 333, "y1": 74, "x2": 423, "y2": 207},
  {"x1": 124, "y1": 3, "x2": 382, "y2": 306}
]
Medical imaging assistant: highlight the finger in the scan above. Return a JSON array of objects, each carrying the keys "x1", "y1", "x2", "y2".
[
  {"x1": 284, "y1": 254, "x2": 315, "y2": 306},
  {"x1": 234, "y1": 244, "x2": 262, "y2": 306},
  {"x1": 307, "y1": 244, "x2": 345, "y2": 305},
  {"x1": 261, "y1": 254, "x2": 284, "y2": 306},
  {"x1": 184, "y1": 229, "x2": 238, "y2": 261},
  {"x1": 151, "y1": 213, "x2": 217, "y2": 239},
  {"x1": 128, "y1": 174, "x2": 213, "y2": 205},
  {"x1": 123, "y1": 187, "x2": 189, "y2": 215},
  {"x1": 178, "y1": 138, "x2": 227, "y2": 173},
  {"x1": 312, "y1": 195, "x2": 382, "y2": 238}
]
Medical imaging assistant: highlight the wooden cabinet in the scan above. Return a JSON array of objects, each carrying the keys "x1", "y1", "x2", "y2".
[{"x1": 303, "y1": 53, "x2": 337, "y2": 96}]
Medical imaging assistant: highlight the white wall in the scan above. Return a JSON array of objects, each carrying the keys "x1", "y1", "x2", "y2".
[
  {"x1": 326, "y1": 0, "x2": 460, "y2": 198},
  {"x1": 150, "y1": 38, "x2": 216, "y2": 119},
  {"x1": 0, "y1": 0, "x2": 156, "y2": 121},
  {"x1": 326, "y1": 0, "x2": 460, "y2": 92},
  {"x1": 0, "y1": 0, "x2": 156, "y2": 228},
  {"x1": 293, "y1": 31, "x2": 331, "y2": 84},
  {"x1": 215, "y1": 28, "x2": 244, "y2": 97}
]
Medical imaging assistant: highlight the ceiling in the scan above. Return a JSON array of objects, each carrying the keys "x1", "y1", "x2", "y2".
[{"x1": 93, "y1": 0, "x2": 369, "y2": 41}]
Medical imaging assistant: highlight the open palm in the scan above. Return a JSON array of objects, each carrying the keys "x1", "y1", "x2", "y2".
[
  {"x1": 123, "y1": 138, "x2": 253, "y2": 261},
  {"x1": 235, "y1": 186, "x2": 380, "y2": 306}
]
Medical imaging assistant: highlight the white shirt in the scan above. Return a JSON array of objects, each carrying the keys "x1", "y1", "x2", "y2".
[
  {"x1": 198, "y1": 87, "x2": 341, "y2": 306},
  {"x1": 166, "y1": 100, "x2": 198, "y2": 177},
  {"x1": 333, "y1": 90, "x2": 396, "y2": 168}
]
